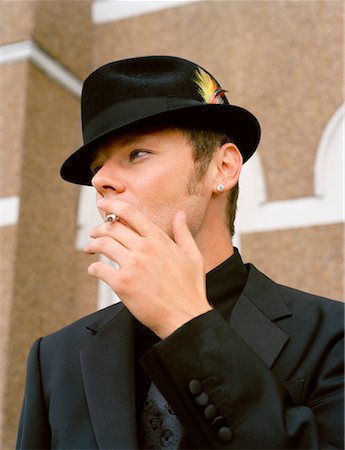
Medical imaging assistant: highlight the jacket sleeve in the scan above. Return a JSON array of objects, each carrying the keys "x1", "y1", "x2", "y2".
[
  {"x1": 16, "y1": 338, "x2": 51, "y2": 450},
  {"x1": 141, "y1": 310, "x2": 344, "y2": 449}
]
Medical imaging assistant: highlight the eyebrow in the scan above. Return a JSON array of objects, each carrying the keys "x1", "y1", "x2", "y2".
[
  {"x1": 117, "y1": 134, "x2": 148, "y2": 148},
  {"x1": 89, "y1": 138, "x2": 141, "y2": 172},
  {"x1": 89, "y1": 129, "x2": 158, "y2": 172}
]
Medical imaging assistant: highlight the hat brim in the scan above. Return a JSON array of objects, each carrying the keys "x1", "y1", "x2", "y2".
[{"x1": 60, "y1": 102, "x2": 260, "y2": 185}]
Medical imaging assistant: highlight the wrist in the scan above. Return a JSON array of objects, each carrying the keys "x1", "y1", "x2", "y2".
[{"x1": 155, "y1": 304, "x2": 213, "y2": 339}]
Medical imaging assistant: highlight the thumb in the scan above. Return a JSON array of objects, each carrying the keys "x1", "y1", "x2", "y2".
[{"x1": 172, "y1": 211, "x2": 200, "y2": 257}]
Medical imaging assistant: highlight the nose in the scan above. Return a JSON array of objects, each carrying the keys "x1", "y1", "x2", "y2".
[{"x1": 91, "y1": 163, "x2": 125, "y2": 196}]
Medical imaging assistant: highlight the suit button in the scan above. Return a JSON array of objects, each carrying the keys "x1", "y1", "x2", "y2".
[
  {"x1": 204, "y1": 403, "x2": 217, "y2": 420},
  {"x1": 211, "y1": 416, "x2": 232, "y2": 442},
  {"x1": 211, "y1": 415, "x2": 226, "y2": 431},
  {"x1": 218, "y1": 426, "x2": 232, "y2": 442},
  {"x1": 189, "y1": 379, "x2": 202, "y2": 395},
  {"x1": 195, "y1": 392, "x2": 209, "y2": 406}
]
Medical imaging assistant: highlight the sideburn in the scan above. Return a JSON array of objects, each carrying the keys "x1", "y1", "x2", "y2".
[{"x1": 185, "y1": 166, "x2": 208, "y2": 196}]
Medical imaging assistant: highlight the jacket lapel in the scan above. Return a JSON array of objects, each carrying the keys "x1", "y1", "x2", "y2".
[
  {"x1": 80, "y1": 303, "x2": 138, "y2": 449},
  {"x1": 230, "y1": 264, "x2": 292, "y2": 368},
  {"x1": 79, "y1": 264, "x2": 292, "y2": 448}
]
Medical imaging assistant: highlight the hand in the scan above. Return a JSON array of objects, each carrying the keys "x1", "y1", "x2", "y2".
[{"x1": 84, "y1": 200, "x2": 212, "y2": 338}]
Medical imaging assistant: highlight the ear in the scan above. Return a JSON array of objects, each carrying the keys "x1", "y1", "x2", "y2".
[{"x1": 212, "y1": 143, "x2": 243, "y2": 193}]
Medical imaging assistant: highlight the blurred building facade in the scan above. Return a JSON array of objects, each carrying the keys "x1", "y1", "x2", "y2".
[{"x1": 0, "y1": 0, "x2": 343, "y2": 447}]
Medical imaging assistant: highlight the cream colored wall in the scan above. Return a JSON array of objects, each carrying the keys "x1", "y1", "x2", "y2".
[{"x1": 0, "y1": 0, "x2": 343, "y2": 448}]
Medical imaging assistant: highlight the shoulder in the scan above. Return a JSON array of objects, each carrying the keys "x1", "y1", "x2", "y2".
[
  {"x1": 277, "y1": 282, "x2": 343, "y2": 315},
  {"x1": 278, "y1": 282, "x2": 343, "y2": 341},
  {"x1": 245, "y1": 263, "x2": 344, "y2": 335},
  {"x1": 243, "y1": 264, "x2": 343, "y2": 379},
  {"x1": 38, "y1": 302, "x2": 126, "y2": 354},
  {"x1": 246, "y1": 262, "x2": 343, "y2": 309}
]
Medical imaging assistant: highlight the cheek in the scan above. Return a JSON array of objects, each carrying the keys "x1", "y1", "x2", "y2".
[
  {"x1": 134, "y1": 182, "x2": 184, "y2": 231},
  {"x1": 145, "y1": 180, "x2": 210, "y2": 236},
  {"x1": 137, "y1": 165, "x2": 189, "y2": 204},
  {"x1": 131, "y1": 161, "x2": 209, "y2": 228}
]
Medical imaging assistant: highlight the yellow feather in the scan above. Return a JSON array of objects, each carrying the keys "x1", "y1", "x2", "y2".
[{"x1": 193, "y1": 68, "x2": 218, "y2": 103}]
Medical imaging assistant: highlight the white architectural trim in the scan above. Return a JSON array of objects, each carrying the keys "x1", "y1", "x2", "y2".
[
  {"x1": 0, "y1": 40, "x2": 32, "y2": 62},
  {"x1": 76, "y1": 187, "x2": 101, "y2": 250},
  {"x1": 0, "y1": 196, "x2": 20, "y2": 227},
  {"x1": 76, "y1": 189, "x2": 121, "y2": 307},
  {"x1": 314, "y1": 103, "x2": 344, "y2": 198},
  {"x1": 236, "y1": 103, "x2": 344, "y2": 233},
  {"x1": 92, "y1": 0, "x2": 200, "y2": 24},
  {"x1": 0, "y1": 41, "x2": 82, "y2": 97},
  {"x1": 98, "y1": 255, "x2": 122, "y2": 308}
]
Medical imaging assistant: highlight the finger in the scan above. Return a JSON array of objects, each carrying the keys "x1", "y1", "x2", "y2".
[
  {"x1": 84, "y1": 236, "x2": 129, "y2": 266},
  {"x1": 88, "y1": 260, "x2": 120, "y2": 289},
  {"x1": 172, "y1": 211, "x2": 201, "y2": 258},
  {"x1": 97, "y1": 199, "x2": 158, "y2": 237},
  {"x1": 90, "y1": 220, "x2": 141, "y2": 250}
]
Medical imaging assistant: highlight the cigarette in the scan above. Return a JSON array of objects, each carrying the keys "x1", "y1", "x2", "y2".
[{"x1": 105, "y1": 213, "x2": 118, "y2": 223}]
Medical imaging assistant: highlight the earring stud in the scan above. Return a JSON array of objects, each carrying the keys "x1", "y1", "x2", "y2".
[{"x1": 216, "y1": 184, "x2": 225, "y2": 192}]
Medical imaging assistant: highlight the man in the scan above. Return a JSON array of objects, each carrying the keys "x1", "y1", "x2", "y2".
[{"x1": 17, "y1": 56, "x2": 344, "y2": 449}]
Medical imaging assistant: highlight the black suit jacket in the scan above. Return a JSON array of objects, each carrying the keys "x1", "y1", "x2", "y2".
[{"x1": 17, "y1": 264, "x2": 344, "y2": 449}]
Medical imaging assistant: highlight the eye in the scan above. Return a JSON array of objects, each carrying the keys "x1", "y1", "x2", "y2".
[
  {"x1": 129, "y1": 150, "x2": 149, "y2": 161},
  {"x1": 90, "y1": 164, "x2": 103, "y2": 175},
  {"x1": 90, "y1": 152, "x2": 105, "y2": 175}
]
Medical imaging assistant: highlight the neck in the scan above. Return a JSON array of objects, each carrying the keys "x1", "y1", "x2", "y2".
[
  {"x1": 196, "y1": 221, "x2": 234, "y2": 273},
  {"x1": 202, "y1": 240, "x2": 234, "y2": 273}
]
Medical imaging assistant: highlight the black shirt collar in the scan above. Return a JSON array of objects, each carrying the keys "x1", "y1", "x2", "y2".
[
  {"x1": 206, "y1": 248, "x2": 248, "y2": 320},
  {"x1": 136, "y1": 248, "x2": 247, "y2": 339}
]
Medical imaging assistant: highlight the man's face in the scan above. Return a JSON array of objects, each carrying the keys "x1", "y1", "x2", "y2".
[{"x1": 91, "y1": 127, "x2": 215, "y2": 239}]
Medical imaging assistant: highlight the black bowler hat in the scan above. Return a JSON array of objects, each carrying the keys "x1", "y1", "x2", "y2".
[{"x1": 60, "y1": 55, "x2": 260, "y2": 185}]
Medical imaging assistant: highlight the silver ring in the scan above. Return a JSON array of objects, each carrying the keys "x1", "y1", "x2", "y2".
[{"x1": 105, "y1": 213, "x2": 117, "y2": 223}]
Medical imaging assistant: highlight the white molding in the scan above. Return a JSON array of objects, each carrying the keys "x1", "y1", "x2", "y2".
[
  {"x1": 0, "y1": 196, "x2": 20, "y2": 227},
  {"x1": 92, "y1": 0, "x2": 200, "y2": 24},
  {"x1": 314, "y1": 103, "x2": 344, "y2": 198},
  {"x1": 76, "y1": 187, "x2": 101, "y2": 250},
  {"x1": 75, "y1": 190, "x2": 121, "y2": 307},
  {"x1": 98, "y1": 256, "x2": 122, "y2": 308},
  {"x1": 0, "y1": 40, "x2": 32, "y2": 63},
  {"x1": 0, "y1": 41, "x2": 82, "y2": 97},
  {"x1": 236, "y1": 103, "x2": 344, "y2": 233}
]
